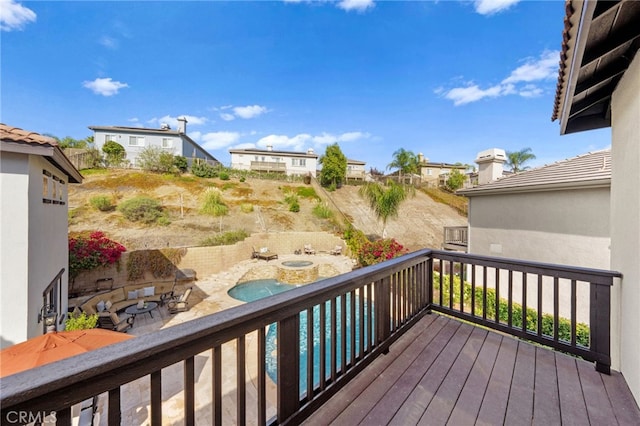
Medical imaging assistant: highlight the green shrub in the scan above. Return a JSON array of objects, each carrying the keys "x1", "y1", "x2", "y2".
[
  {"x1": 312, "y1": 201, "x2": 333, "y2": 219},
  {"x1": 137, "y1": 146, "x2": 176, "y2": 173},
  {"x1": 200, "y1": 229, "x2": 249, "y2": 246},
  {"x1": 201, "y1": 188, "x2": 228, "y2": 216},
  {"x1": 117, "y1": 196, "x2": 163, "y2": 223},
  {"x1": 296, "y1": 187, "x2": 318, "y2": 199},
  {"x1": 174, "y1": 156, "x2": 188, "y2": 173},
  {"x1": 239, "y1": 176, "x2": 246, "y2": 183},
  {"x1": 289, "y1": 201, "x2": 300, "y2": 212},
  {"x1": 219, "y1": 171, "x2": 230, "y2": 180},
  {"x1": 102, "y1": 140, "x2": 126, "y2": 167},
  {"x1": 240, "y1": 203, "x2": 254, "y2": 213},
  {"x1": 191, "y1": 161, "x2": 218, "y2": 178},
  {"x1": 65, "y1": 312, "x2": 98, "y2": 331},
  {"x1": 90, "y1": 195, "x2": 115, "y2": 212},
  {"x1": 157, "y1": 215, "x2": 171, "y2": 226},
  {"x1": 284, "y1": 192, "x2": 299, "y2": 205},
  {"x1": 433, "y1": 273, "x2": 590, "y2": 347}
]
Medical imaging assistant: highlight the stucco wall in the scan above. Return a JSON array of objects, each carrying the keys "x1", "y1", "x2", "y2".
[
  {"x1": 467, "y1": 187, "x2": 610, "y2": 325},
  {"x1": 71, "y1": 232, "x2": 347, "y2": 292},
  {"x1": 230, "y1": 152, "x2": 317, "y2": 177},
  {"x1": 611, "y1": 52, "x2": 640, "y2": 401},
  {"x1": 0, "y1": 153, "x2": 70, "y2": 348}
]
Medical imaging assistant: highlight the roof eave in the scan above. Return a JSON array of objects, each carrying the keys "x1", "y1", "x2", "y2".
[{"x1": 458, "y1": 178, "x2": 610, "y2": 196}]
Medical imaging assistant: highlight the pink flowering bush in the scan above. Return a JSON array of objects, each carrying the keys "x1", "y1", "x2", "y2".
[
  {"x1": 357, "y1": 238, "x2": 406, "y2": 267},
  {"x1": 69, "y1": 231, "x2": 126, "y2": 279}
]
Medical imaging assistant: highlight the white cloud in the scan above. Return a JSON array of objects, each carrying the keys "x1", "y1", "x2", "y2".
[
  {"x1": 502, "y1": 50, "x2": 559, "y2": 84},
  {"x1": 99, "y1": 35, "x2": 118, "y2": 49},
  {"x1": 0, "y1": 0, "x2": 36, "y2": 31},
  {"x1": 147, "y1": 115, "x2": 208, "y2": 128},
  {"x1": 233, "y1": 105, "x2": 268, "y2": 119},
  {"x1": 440, "y1": 49, "x2": 559, "y2": 106},
  {"x1": 337, "y1": 0, "x2": 375, "y2": 12},
  {"x1": 82, "y1": 77, "x2": 129, "y2": 96},
  {"x1": 254, "y1": 131, "x2": 370, "y2": 151},
  {"x1": 474, "y1": 0, "x2": 520, "y2": 16},
  {"x1": 220, "y1": 113, "x2": 235, "y2": 121},
  {"x1": 518, "y1": 84, "x2": 543, "y2": 98},
  {"x1": 199, "y1": 132, "x2": 242, "y2": 150},
  {"x1": 231, "y1": 142, "x2": 258, "y2": 150}
]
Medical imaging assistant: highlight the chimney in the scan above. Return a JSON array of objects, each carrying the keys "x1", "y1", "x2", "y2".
[
  {"x1": 307, "y1": 148, "x2": 314, "y2": 155},
  {"x1": 475, "y1": 148, "x2": 506, "y2": 185},
  {"x1": 266, "y1": 144, "x2": 273, "y2": 152},
  {"x1": 418, "y1": 153, "x2": 425, "y2": 163},
  {"x1": 177, "y1": 117, "x2": 187, "y2": 134}
]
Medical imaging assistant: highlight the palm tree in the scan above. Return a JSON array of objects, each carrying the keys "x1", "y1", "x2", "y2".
[
  {"x1": 506, "y1": 147, "x2": 536, "y2": 173},
  {"x1": 359, "y1": 180, "x2": 414, "y2": 238},
  {"x1": 387, "y1": 148, "x2": 419, "y2": 183}
]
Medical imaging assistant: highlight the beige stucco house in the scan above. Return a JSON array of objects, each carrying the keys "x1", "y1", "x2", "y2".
[
  {"x1": 346, "y1": 159, "x2": 366, "y2": 181},
  {"x1": 552, "y1": 0, "x2": 640, "y2": 404},
  {"x1": 229, "y1": 145, "x2": 319, "y2": 177},
  {"x1": 0, "y1": 124, "x2": 83, "y2": 348},
  {"x1": 417, "y1": 153, "x2": 468, "y2": 187}
]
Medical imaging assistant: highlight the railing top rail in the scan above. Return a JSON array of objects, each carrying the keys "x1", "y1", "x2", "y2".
[
  {"x1": 1, "y1": 249, "x2": 432, "y2": 409},
  {"x1": 429, "y1": 249, "x2": 622, "y2": 284}
]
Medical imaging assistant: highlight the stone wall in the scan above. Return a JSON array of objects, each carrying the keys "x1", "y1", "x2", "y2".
[{"x1": 71, "y1": 232, "x2": 347, "y2": 292}]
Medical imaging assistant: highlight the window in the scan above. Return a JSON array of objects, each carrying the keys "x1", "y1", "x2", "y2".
[
  {"x1": 426, "y1": 169, "x2": 433, "y2": 176},
  {"x1": 129, "y1": 136, "x2": 145, "y2": 147},
  {"x1": 292, "y1": 158, "x2": 307, "y2": 167},
  {"x1": 42, "y1": 171, "x2": 50, "y2": 198},
  {"x1": 272, "y1": 157, "x2": 281, "y2": 162},
  {"x1": 105, "y1": 134, "x2": 117, "y2": 143},
  {"x1": 162, "y1": 138, "x2": 173, "y2": 149}
]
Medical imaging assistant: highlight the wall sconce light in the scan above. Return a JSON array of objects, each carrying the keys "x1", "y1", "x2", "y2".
[{"x1": 38, "y1": 304, "x2": 58, "y2": 333}]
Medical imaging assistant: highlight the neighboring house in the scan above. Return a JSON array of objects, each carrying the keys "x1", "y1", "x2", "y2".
[
  {"x1": 346, "y1": 159, "x2": 366, "y2": 180},
  {"x1": 417, "y1": 153, "x2": 468, "y2": 187},
  {"x1": 553, "y1": 0, "x2": 639, "y2": 404},
  {"x1": 229, "y1": 145, "x2": 319, "y2": 177},
  {"x1": 0, "y1": 124, "x2": 83, "y2": 348},
  {"x1": 89, "y1": 117, "x2": 220, "y2": 168}
]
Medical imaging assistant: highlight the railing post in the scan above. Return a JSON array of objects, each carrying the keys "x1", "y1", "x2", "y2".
[
  {"x1": 426, "y1": 256, "x2": 433, "y2": 312},
  {"x1": 375, "y1": 277, "x2": 392, "y2": 350},
  {"x1": 277, "y1": 314, "x2": 300, "y2": 422},
  {"x1": 590, "y1": 282, "x2": 611, "y2": 374}
]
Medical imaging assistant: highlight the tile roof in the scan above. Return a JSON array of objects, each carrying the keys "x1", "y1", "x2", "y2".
[
  {"x1": 229, "y1": 148, "x2": 319, "y2": 158},
  {"x1": 551, "y1": 0, "x2": 576, "y2": 122},
  {"x1": 0, "y1": 123, "x2": 58, "y2": 147},
  {"x1": 459, "y1": 149, "x2": 610, "y2": 195}
]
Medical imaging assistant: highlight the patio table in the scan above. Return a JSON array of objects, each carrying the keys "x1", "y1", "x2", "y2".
[{"x1": 124, "y1": 301, "x2": 159, "y2": 323}]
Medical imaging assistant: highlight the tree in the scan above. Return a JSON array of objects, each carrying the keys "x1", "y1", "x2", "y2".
[
  {"x1": 506, "y1": 147, "x2": 536, "y2": 173},
  {"x1": 359, "y1": 180, "x2": 414, "y2": 238},
  {"x1": 445, "y1": 168, "x2": 466, "y2": 191},
  {"x1": 319, "y1": 143, "x2": 347, "y2": 189},
  {"x1": 387, "y1": 148, "x2": 419, "y2": 183},
  {"x1": 137, "y1": 146, "x2": 176, "y2": 173},
  {"x1": 102, "y1": 140, "x2": 126, "y2": 167}
]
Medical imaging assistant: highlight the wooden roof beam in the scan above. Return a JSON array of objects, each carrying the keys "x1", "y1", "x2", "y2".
[{"x1": 580, "y1": 21, "x2": 640, "y2": 67}]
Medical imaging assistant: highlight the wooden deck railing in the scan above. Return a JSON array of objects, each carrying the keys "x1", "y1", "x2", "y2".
[{"x1": 0, "y1": 250, "x2": 620, "y2": 425}]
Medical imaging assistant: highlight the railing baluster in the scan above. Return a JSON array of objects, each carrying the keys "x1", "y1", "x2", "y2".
[
  {"x1": 553, "y1": 277, "x2": 559, "y2": 342},
  {"x1": 108, "y1": 387, "x2": 121, "y2": 426},
  {"x1": 508, "y1": 270, "x2": 513, "y2": 327},
  {"x1": 237, "y1": 336, "x2": 246, "y2": 426},
  {"x1": 367, "y1": 282, "x2": 373, "y2": 352},
  {"x1": 150, "y1": 370, "x2": 162, "y2": 425},
  {"x1": 57, "y1": 407, "x2": 71, "y2": 426},
  {"x1": 460, "y1": 262, "x2": 465, "y2": 314},
  {"x1": 340, "y1": 293, "x2": 347, "y2": 373},
  {"x1": 393, "y1": 271, "x2": 399, "y2": 330},
  {"x1": 590, "y1": 281, "x2": 611, "y2": 374},
  {"x1": 471, "y1": 265, "x2": 476, "y2": 317},
  {"x1": 258, "y1": 328, "x2": 266, "y2": 426},
  {"x1": 184, "y1": 356, "x2": 195, "y2": 426},
  {"x1": 522, "y1": 273, "x2": 528, "y2": 333},
  {"x1": 306, "y1": 307, "x2": 314, "y2": 400},
  {"x1": 495, "y1": 268, "x2": 500, "y2": 324},
  {"x1": 482, "y1": 266, "x2": 487, "y2": 321},
  {"x1": 330, "y1": 297, "x2": 337, "y2": 383},
  {"x1": 537, "y1": 275, "x2": 543, "y2": 337},
  {"x1": 350, "y1": 290, "x2": 356, "y2": 367},
  {"x1": 439, "y1": 259, "x2": 444, "y2": 307},
  {"x1": 448, "y1": 260, "x2": 454, "y2": 309},
  {"x1": 571, "y1": 280, "x2": 577, "y2": 347},
  {"x1": 359, "y1": 287, "x2": 365, "y2": 359},
  {"x1": 319, "y1": 302, "x2": 326, "y2": 390},
  {"x1": 213, "y1": 345, "x2": 222, "y2": 425}
]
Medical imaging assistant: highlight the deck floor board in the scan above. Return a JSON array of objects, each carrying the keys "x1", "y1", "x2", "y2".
[{"x1": 304, "y1": 313, "x2": 640, "y2": 426}]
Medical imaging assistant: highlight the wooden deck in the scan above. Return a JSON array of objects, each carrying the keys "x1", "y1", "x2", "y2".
[{"x1": 304, "y1": 313, "x2": 640, "y2": 426}]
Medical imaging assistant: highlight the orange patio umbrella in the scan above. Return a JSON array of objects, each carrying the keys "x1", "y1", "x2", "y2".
[{"x1": 0, "y1": 329, "x2": 133, "y2": 378}]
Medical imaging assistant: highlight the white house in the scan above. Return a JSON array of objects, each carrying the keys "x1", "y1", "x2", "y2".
[
  {"x1": 553, "y1": 0, "x2": 639, "y2": 403},
  {"x1": 458, "y1": 149, "x2": 612, "y2": 325},
  {"x1": 229, "y1": 145, "x2": 319, "y2": 177},
  {"x1": 89, "y1": 117, "x2": 219, "y2": 168},
  {"x1": 0, "y1": 124, "x2": 83, "y2": 348}
]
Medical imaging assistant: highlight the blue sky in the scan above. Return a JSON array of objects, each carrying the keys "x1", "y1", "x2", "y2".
[{"x1": 1, "y1": 0, "x2": 610, "y2": 171}]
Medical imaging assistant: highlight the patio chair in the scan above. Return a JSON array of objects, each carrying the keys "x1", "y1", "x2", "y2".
[
  {"x1": 304, "y1": 244, "x2": 316, "y2": 255},
  {"x1": 252, "y1": 246, "x2": 279, "y2": 261},
  {"x1": 168, "y1": 287, "x2": 193, "y2": 314},
  {"x1": 97, "y1": 312, "x2": 133, "y2": 332},
  {"x1": 329, "y1": 245, "x2": 342, "y2": 256}
]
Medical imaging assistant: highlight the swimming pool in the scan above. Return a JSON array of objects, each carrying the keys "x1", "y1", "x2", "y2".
[{"x1": 227, "y1": 279, "x2": 297, "y2": 303}]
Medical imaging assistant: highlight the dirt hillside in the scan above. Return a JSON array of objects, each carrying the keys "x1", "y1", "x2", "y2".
[{"x1": 68, "y1": 170, "x2": 466, "y2": 252}]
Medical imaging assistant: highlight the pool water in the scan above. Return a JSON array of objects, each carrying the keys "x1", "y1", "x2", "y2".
[
  {"x1": 227, "y1": 279, "x2": 296, "y2": 303},
  {"x1": 281, "y1": 260, "x2": 314, "y2": 268},
  {"x1": 265, "y1": 293, "x2": 373, "y2": 392}
]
